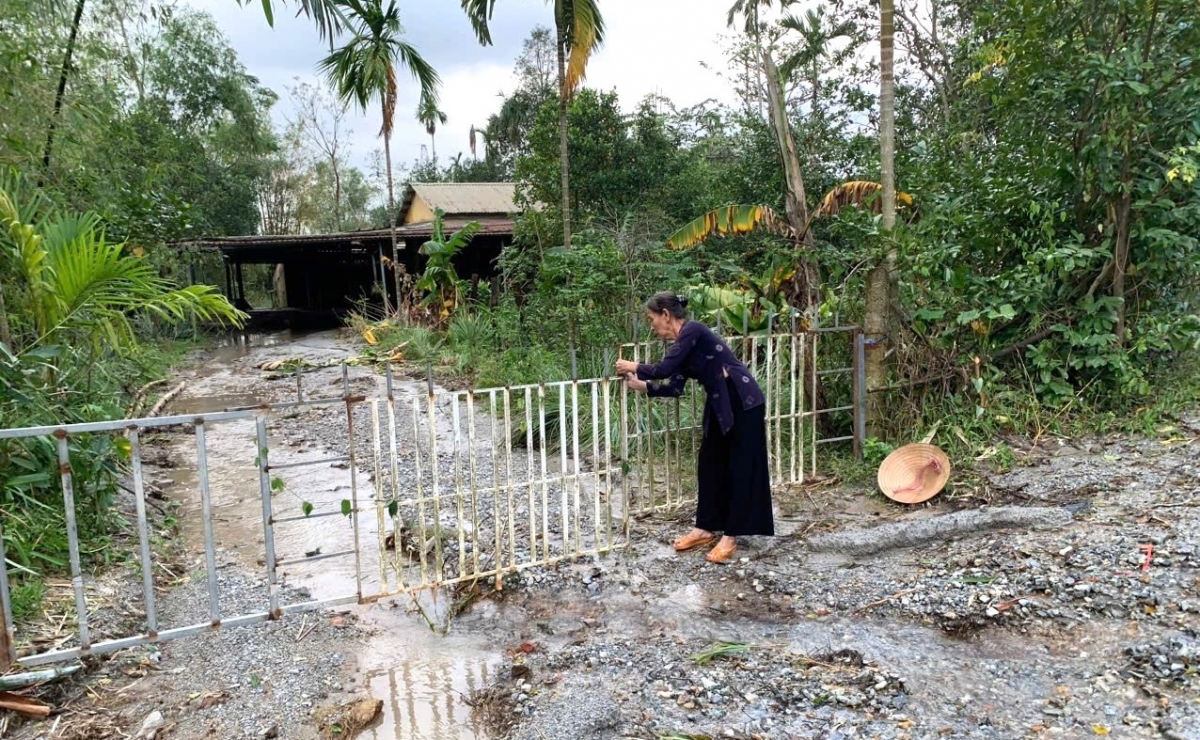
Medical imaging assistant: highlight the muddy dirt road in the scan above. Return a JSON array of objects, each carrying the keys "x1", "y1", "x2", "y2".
[{"x1": 11, "y1": 329, "x2": 1200, "y2": 740}]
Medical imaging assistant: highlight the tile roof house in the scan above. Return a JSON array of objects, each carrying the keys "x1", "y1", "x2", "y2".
[{"x1": 399, "y1": 182, "x2": 518, "y2": 225}]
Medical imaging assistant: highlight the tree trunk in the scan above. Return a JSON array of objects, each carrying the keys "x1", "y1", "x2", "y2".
[
  {"x1": 1111, "y1": 189, "x2": 1132, "y2": 346},
  {"x1": 761, "y1": 49, "x2": 829, "y2": 429},
  {"x1": 383, "y1": 126, "x2": 398, "y2": 315},
  {"x1": 331, "y1": 157, "x2": 342, "y2": 230},
  {"x1": 42, "y1": 0, "x2": 87, "y2": 179},
  {"x1": 0, "y1": 281, "x2": 12, "y2": 353},
  {"x1": 879, "y1": 0, "x2": 897, "y2": 233},
  {"x1": 811, "y1": 59, "x2": 821, "y2": 125},
  {"x1": 555, "y1": 21, "x2": 572, "y2": 249},
  {"x1": 272, "y1": 264, "x2": 288, "y2": 309},
  {"x1": 866, "y1": 0, "x2": 897, "y2": 439},
  {"x1": 762, "y1": 52, "x2": 817, "y2": 307}
]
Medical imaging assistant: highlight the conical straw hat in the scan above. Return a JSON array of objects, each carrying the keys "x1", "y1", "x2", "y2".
[{"x1": 877, "y1": 443, "x2": 951, "y2": 504}]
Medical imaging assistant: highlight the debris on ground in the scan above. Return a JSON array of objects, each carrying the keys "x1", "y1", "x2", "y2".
[
  {"x1": 313, "y1": 698, "x2": 382, "y2": 739},
  {"x1": 0, "y1": 691, "x2": 51, "y2": 719}
]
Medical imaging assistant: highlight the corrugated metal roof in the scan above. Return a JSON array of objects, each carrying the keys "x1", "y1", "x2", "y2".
[
  {"x1": 172, "y1": 219, "x2": 515, "y2": 251},
  {"x1": 400, "y1": 182, "x2": 518, "y2": 221}
]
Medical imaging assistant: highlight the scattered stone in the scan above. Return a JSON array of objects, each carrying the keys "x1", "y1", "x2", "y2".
[{"x1": 136, "y1": 710, "x2": 165, "y2": 739}]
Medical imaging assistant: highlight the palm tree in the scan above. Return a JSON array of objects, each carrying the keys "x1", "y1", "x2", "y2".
[
  {"x1": 417, "y1": 99, "x2": 447, "y2": 160},
  {"x1": 864, "y1": 0, "x2": 897, "y2": 436},
  {"x1": 460, "y1": 0, "x2": 605, "y2": 249},
  {"x1": 243, "y1": 0, "x2": 347, "y2": 42},
  {"x1": 552, "y1": 0, "x2": 604, "y2": 248},
  {"x1": 0, "y1": 176, "x2": 243, "y2": 357},
  {"x1": 468, "y1": 124, "x2": 483, "y2": 159},
  {"x1": 778, "y1": 7, "x2": 857, "y2": 125},
  {"x1": 319, "y1": 0, "x2": 439, "y2": 314}
]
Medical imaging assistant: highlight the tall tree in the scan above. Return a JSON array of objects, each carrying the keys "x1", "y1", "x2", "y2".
[
  {"x1": 289, "y1": 80, "x2": 350, "y2": 228},
  {"x1": 778, "y1": 7, "x2": 857, "y2": 127},
  {"x1": 41, "y1": 0, "x2": 86, "y2": 180},
  {"x1": 416, "y1": 98, "x2": 447, "y2": 161},
  {"x1": 319, "y1": 0, "x2": 439, "y2": 311},
  {"x1": 863, "y1": 0, "x2": 896, "y2": 436},
  {"x1": 461, "y1": 2, "x2": 605, "y2": 249},
  {"x1": 482, "y1": 27, "x2": 558, "y2": 176},
  {"x1": 726, "y1": 0, "x2": 821, "y2": 309},
  {"x1": 258, "y1": 122, "x2": 312, "y2": 235},
  {"x1": 551, "y1": 0, "x2": 604, "y2": 248}
]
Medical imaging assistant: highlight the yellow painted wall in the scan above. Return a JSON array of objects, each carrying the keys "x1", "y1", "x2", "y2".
[{"x1": 404, "y1": 194, "x2": 435, "y2": 224}]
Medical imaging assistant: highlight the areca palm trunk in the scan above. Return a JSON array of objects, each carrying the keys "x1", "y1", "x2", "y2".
[
  {"x1": 555, "y1": 20, "x2": 572, "y2": 249},
  {"x1": 865, "y1": 0, "x2": 897, "y2": 437},
  {"x1": 383, "y1": 124, "x2": 398, "y2": 314}
]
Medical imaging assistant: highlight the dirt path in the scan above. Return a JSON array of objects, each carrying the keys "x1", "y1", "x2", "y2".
[
  {"x1": 142, "y1": 330, "x2": 509, "y2": 740},
  {"x1": 9, "y1": 329, "x2": 1200, "y2": 740}
]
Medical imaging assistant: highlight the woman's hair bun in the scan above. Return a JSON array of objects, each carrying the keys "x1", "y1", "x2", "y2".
[{"x1": 676, "y1": 294, "x2": 689, "y2": 308}]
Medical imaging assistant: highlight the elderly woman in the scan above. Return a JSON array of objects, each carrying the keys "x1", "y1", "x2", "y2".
[{"x1": 614, "y1": 292, "x2": 773, "y2": 563}]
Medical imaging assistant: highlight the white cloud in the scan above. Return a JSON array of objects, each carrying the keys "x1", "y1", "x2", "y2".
[{"x1": 585, "y1": 1, "x2": 737, "y2": 108}]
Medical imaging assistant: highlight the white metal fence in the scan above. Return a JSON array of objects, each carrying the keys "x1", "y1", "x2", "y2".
[{"x1": 0, "y1": 325, "x2": 863, "y2": 668}]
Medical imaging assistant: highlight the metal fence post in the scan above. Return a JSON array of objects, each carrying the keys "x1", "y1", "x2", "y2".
[
  {"x1": 256, "y1": 416, "x2": 281, "y2": 618},
  {"x1": 56, "y1": 433, "x2": 90, "y2": 650},
  {"x1": 0, "y1": 516, "x2": 14, "y2": 671},
  {"x1": 853, "y1": 328, "x2": 867, "y2": 460}
]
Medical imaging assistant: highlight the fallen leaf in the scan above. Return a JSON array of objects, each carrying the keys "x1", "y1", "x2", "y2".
[{"x1": 1092, "y1": 725, "x2": 1110, "y2": 735}]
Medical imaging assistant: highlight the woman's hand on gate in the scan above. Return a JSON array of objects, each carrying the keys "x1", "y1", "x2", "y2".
[
  {"x1": 614, "y1": 359, "x2": 638, "y2": 375},
  {"x1": 623, "y1": 374, "x2": 648, "y2": 392}
]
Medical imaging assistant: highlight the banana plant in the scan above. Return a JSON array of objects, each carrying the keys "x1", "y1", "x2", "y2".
[
  {"x1": 415, "y1": 208, "x2": 480, "y2": 322},
  {"x1": 686, "y1": 260, "x2": 801, "y2": 335},
  {"x1": 666, "y1": 204, "x2": 795, "y2": 251},
  {"x1": 666, "y1": 182, "x2": 915, "y2": 251}
]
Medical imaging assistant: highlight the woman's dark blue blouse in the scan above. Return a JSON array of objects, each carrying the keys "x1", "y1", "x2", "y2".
[{"x1": 634, "y1": 320, "x2": 764, "y2": 435}]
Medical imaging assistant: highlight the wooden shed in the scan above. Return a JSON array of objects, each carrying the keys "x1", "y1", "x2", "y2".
[{"x1": 173, "y1": 182, "x2": 519, "y2": 328}]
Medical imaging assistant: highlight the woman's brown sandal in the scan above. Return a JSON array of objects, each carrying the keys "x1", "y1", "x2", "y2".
[
  {"x1": 673, "y1": 531, "x2": 717, "y2": 552},
  {"x1": 705, "y1": 539, "x2": 737, "y2": 564}
]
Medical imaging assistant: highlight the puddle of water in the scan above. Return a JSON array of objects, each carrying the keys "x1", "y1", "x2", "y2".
[
  {"x1": 168, "y1": 393, "x2": 260, "y2": 415},
  {"x1": 355, "y1": 619, "x2": 499, "y2": 740},
  {"x1": 155, "y1": 332, "x2": 513, "y2": 740},
  {"x1": 210, "y1": 330, "x2": 296, "y2": 356}
]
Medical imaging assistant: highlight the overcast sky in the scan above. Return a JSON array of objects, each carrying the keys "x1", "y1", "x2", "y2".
[{"x1": 185, "y1": 0, "x2": 745, "y2": 181}]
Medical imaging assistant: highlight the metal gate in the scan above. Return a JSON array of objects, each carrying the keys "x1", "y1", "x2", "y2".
[{"x1": 0, "y1": 324, "x2": 863, "y2": 669}]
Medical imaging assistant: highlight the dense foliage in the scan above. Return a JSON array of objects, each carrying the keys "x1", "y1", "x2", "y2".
[
  {"x1": 479, "y1": 2, "x2": 1200, "y2": 429},
  {"x1": 0, "y1": 0, "x2": 253, "y2": 605}
]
